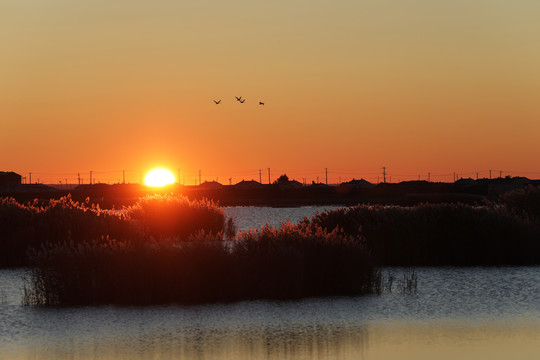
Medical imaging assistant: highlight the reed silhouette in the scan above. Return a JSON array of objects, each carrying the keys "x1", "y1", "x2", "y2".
[
  {"x1": 305, "y1": 201, "x2": 540, "y2": 266},
  {"x1": 3, "y1": 187, "x2": 539, "y2": 305},
  {"x1": 24, "y1": 223, "x2": 377, "y2": 305},
  {"x1": 125, "y1": 194, "x2": 234, "y2": 240},
  {"x1": 0, "y1": 194, "x2": 233, "y2": 267},
  {"x1": 0, "y1": 195, "x2": 134, "y2": 267},
  {"x1": 496, "y1": 184, "x2": 540, "y2": 221}
]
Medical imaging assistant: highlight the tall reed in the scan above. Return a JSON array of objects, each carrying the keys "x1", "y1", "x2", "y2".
[
  {"x1": 0, "y1": 195, "x2": 134, "y2": 267},
  {"x1": 496, "y1": 185, "x2": 540, "y2": 221},
  {"x1": 24, "y1": 223, "x2": 377, "y2": 306},
  {"x1": 0, "y1": 194, "x2": 233, "y2": 267},
  {"x1": 124, "y1": 194, "x2": 234, "y2": 240},
  {"x1": 306, "y1": 203, "x2": 540, "y2": 266}
]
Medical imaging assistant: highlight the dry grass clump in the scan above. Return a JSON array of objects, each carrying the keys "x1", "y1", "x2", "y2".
[{"x1": 124, "y1": 194, "x2": 234, "y2": 240}]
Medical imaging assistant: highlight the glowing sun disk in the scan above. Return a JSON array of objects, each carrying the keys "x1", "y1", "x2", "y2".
[{"x1": 145, "y1": 169, "x2": 176, "y2": 187}]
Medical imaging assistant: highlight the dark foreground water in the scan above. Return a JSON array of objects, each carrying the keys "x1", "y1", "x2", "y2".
[
  {"x1": 1, "y1": 206, "x2": 539, "y2": 359},
  {"x1": 1, "y1": 267, "x2": 539, "y2": 360}
]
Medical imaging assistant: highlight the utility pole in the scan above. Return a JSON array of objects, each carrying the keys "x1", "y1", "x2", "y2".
[
  {"x1": 325, "y1": 168, "x2": 328, "y2": 185},
  {"x1": 78, "y1": 173, "x2": 81, "y2": 185},
  {"x1": 268, "y1": 168, "x2": 271, "y2": 184},
  {"x1": 259, "y1": 169, "x2": 262, "y2": 183},
  {"x1": 229, "y1": 177, "x2": 232, "y2": 186},
  {"x1": 122, "y1": 170, "x2": 125, "y2": 184},
  {"x1": 489, "y1": 169, "x2": 492, "y2": 179},
  {"x1": 382, "y1": 167, "x2": 386, "y2": 183},
  {"x1": 476, "y1": 172, "x2": 479, "y2": 180},
  {"x1": 90, "y1": 171, "x2": 93, "y2": 185},
  {"x1": 29, "y1": 172, "x2": 32, "y2": 184},
  {"x1": 499, "y1": 170, "x2": 502, "y2": 178},
  {"x1": 428, "y1": 172, "x2": 431, "y2": 182}
]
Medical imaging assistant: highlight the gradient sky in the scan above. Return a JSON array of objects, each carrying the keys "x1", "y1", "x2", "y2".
[{"x1": 2, "y1": 0, "x2": 540, "y2": 184}]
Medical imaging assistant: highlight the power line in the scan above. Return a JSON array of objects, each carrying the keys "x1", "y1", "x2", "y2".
[{"x1": 13, "y1": 167, "x2": 540, "y2": 185}]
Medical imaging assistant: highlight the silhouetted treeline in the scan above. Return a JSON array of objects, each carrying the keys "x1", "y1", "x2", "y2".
[{"x1": 2, "y1": 176, "x2": 538, "y2": 207}]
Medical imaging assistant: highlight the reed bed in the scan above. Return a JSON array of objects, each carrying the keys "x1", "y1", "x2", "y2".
[
  {"x1": 24, "y1": 224, "x2": 376, "y2": 305},
  {"x1": 0, "y1": 194, "x2": 231, "y2": 267},
  {"x1": 230, "y1": 223, "x2": 377, "y2": 300},
  {"x1": 125, "y1": 194, "x2": 235, "y2": 239},
  {"x1": 0, "y1": 196, "x2": 134, "y2": 267},
  {"x1": 497, "y1": 184, "x2": 540, "y2": 221},
  {"x1": 4, "y1": 188, "x2": 540, "y2": 306},
  {"x1": 0, "y1": 197, "x2": 36, "y2": 266},
  {"x1": 306, "y1": 202, "x2": 540, "y2": 266}
]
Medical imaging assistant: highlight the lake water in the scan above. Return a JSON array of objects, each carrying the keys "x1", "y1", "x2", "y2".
[
  {"x1": 1, "y1": 206, "x2": 539, "y2": 360},
  {"x1": 223, "y1": 205, "x2": 344, "y2": 232}
]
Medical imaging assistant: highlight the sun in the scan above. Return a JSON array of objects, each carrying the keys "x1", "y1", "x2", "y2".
[{"x1": 144, "y1": 168, "x2": 176, "y2": 187}]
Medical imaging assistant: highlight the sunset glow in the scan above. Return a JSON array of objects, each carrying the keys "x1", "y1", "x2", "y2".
[
  {"x1": 144, "y1": 169, "x2": 176, "y2": 187},
  {"x1": 1, "y1": 1, "x2": 540, "y2": 184}
]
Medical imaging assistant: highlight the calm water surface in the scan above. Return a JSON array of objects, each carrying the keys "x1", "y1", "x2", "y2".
[
  {"x1": 1, "y1": 206, "x2": 539, "y2": 360},
  {"x1": 223, "y1": 205, "x2": 343, "y2": 232}
]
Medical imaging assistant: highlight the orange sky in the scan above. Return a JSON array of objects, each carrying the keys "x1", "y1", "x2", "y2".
[{"x1": 1, "y1": 1, "x2": 540, "y2": 184}]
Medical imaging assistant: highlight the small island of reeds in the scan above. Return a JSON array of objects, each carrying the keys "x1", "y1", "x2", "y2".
[{"x1": 1, "y1": 186, "x2": 539, "y2": 306}]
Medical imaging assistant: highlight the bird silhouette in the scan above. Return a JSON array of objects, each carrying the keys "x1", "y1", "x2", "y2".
[
  {"x1": 259, "y1": 102, "x2": 264, "y2": 105},
  {"x1": 235, "y1": 96, "x2": 243, "y2": 102},
  {"x1": 213, "y1": 100, "x2": 221, "y2": 104},
  {"x1": 239, "y1": 99, "x2": 246, "y2": 103}
]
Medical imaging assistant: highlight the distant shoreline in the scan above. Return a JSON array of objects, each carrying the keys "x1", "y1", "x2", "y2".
[{"x1": 1, "y1": 177, "x2": 537, "y2": 207}]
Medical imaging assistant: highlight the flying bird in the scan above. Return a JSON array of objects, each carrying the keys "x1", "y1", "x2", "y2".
[
  {"x1": 259, "y1": 102, "x2": 264, "y2": 105},
  {"x1": 235, "y1": 96, "x2": 243, "y2": 102},
  {"x1": 239, "y1": 99, "x2": 246, "y2": 103},
  {"x1": 213, "y1": 100, "x2": 221, "y2": 104}
]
